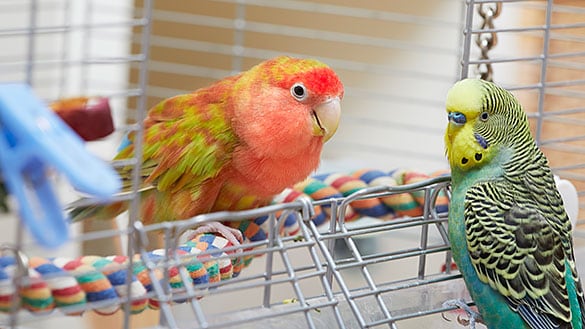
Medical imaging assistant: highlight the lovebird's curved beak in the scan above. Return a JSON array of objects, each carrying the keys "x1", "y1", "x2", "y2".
[{"x1": 311, "y1": 97, "x2": 341, "y2": 142}]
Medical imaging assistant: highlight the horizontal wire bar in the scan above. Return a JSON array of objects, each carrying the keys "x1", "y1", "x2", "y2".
[
  {"x1": 540, "y1": 143, "x2": 585, "y2": 154},
  {"x1": 548, "y1": 60, "x2": 585, "y2": 71},
  {"x1": 552, "y1": 4, "x2": 585, "y2": 15},
  {"x1": 197, "y1": 300, "x2": 338, "y2": 329},
  {"x1": 141, "y1": 63, "x2": 449, "y2": 110},
  {"x1": 151, "y1": 9, "x2": 458, "y2": 55},
  {"x1": 334, "y1": 245, "x2": 450, "y2": 271},
  {"x1": 549, "y1": 52, "x2": 585, "y2": 60},
  {"x1": 468, "y1": 22, "x2": 585, "y2": 34},
  {"x1": 140, "y1": 35, "x2": 455, "y2": 82},
  {"x1": 540, "y1": 134, "x2": 585, "y2": 145},
  {"x1": 465, "y1": 52, "x2": 585, "y2": 69},
  {"x1": 553, "y1": 162, "x2": 585, "y2": 171},
  {"x1": 552, "y1": 170, "x2": 585, "y2": 182},
  {"x1": 320, "y1": 218, "x2": 447, "y2": 241},
  {"x1": 0, "y1": 54, "x2": 145, "y2": 71},
  {"x1": 0, "y1": 19, "x2": 147, "y2": 37},
  {"x1": 145, "y1": 60, "x2": 233, "y2": 81},
  {"x1": 349, "y1": 273, "x2": 462, "y2": 300},
  {"x1": 370, "y1": 298, "x2": 473, "y2": 326},
  {"x1": 549, "y1": 31, "x2": 585, "y2": 44},
  {"x1": 503, "y1": 83, "x2": 585, "y2": 98},
  {"x1": 0, "y1": 0, "x2": 135, "y2": 12},
  {"x1": 467, "y1": 55, "x2": 543, "y2": 64},
  {"x1": 68, "y1": 224, "x2": 133, "y2": 243},
  {"x1": 540, "y1": 106, "x2": 585, "y2": 117},
  {"x1": 543, "y1": 116, "x2": 585, "y2": 127},
  {"x1": 543, "y1": 79, "x2": 585, "y2": 89},
  {"x1": 212, "y1": 0, "x2": 459, "y2": 28},
  {"x1": 545, "y1": 88, "x2": 585, "y2": 99},
  {"x1": 470, "y1": 0, "x2": 546, "y2": 3}
]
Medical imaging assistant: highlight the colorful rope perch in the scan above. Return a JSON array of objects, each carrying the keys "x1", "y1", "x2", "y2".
[
  {"x1": 0, "y1": 234, "x2": 240, "y2": 316},
  {"x1": 0, "y1": 168, "x2": 449, "y2": 317},
  {"x1": 240, "y1": 168, "x2": 450, "y2": 242}
]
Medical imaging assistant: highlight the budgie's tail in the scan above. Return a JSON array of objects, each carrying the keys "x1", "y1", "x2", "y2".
[{"x1": 67, "y1": 199, "x2": 128, "y2": 222}]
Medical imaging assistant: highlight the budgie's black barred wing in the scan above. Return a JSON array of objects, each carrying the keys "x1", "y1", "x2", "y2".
[{"x1": 464, "y1": 177, "x2": 584, "y2": 329}]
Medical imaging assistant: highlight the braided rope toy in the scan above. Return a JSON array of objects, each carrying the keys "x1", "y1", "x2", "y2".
[
  {"x1": 0, "y1": 233, "x2": 239, "y2": 316},
  {"x1": 235, "y1": 168, "x2": 450, "y2": 242},
  {"x1": 0, "y1": 168, "x2": 449, "y2": 317}
]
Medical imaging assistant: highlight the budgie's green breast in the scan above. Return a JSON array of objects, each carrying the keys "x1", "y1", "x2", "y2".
[{"x1": 449, "y1": 153, "x2": 529, "y2": 329}]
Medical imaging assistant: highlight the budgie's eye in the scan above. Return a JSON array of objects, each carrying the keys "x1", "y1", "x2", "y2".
[
  {"x1": 480, "y1": 112, "x2": 489, "y2": 121},
  {"x1": 291, "y1": 83, "x2": 308, "y2": 101}
]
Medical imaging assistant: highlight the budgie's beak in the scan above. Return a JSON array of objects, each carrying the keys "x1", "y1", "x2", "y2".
[{"x1": 311, "y1": 97, "x2": 341, "y2": 142}]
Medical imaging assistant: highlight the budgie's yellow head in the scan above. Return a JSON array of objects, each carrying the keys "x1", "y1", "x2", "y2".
[{"x1": 444, "y1": 78, "x2": 530, "y2": 172}]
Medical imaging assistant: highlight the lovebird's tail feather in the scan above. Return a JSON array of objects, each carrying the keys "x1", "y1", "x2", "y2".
[{"x1": 67, "y1": 199, "x2": 128, "y2": 222}]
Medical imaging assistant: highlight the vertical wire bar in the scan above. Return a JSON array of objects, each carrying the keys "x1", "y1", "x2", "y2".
[
  {"x1": 182, "y1": 266, "x2": 210, "y2": 328},
  {"x1": 460, "y1": 0, "x2": 476, "y2": 79},
  {"x1": 455, "y1": 0, "x2": 468, "y2": 82},
  {"x1": 81, "y1": 0, "x2": 93, "y2": 93},
  {"x1": 58, "y1": 0, "x2": 72, "y2": 98},
  {"x1": 313, "y1": 230, "x2": 368, "y2": 328},
  {"x1": 263, "y1": 212, "x2": 276, "y2": 308},
  {"x1": 16, "y1": 0, "x2": 37, "y2": 323},
  {"x1": 343, "y1": 230, "x2": 396, "y2": 328},
  {"x1": 232, "y1": 0, "x2": 246, "y2": 73},
  {"x1": 436, "y1": 184, "x2": 454, "y2": 274},
  {"x1": 306, "y1": 221, "x2": 346, "y2": 328},
  {"x1": 9, "y1": 224, "x2": 26, "y2": 328},
  {"x1": 157, "y1": 226, "x2": 178, "y2": 329},
  {"x1": 125, "y1": 0, "x2": 154, "y2": 328},
  {"x1": 175, "y1": 238, "x2": 210, "y2": 328},
  {"x1": 337, "y1": 198, "x2": 394, "y2": 328},
  {"x1": 25, "y1": 0, "x2": 38, "y2": 86},
  {"x1": 325, "y1": 200, "x2": 338, "y2": 286},
  {"x1": 534, "y1": 0, "x2": 554, "y2": 145},
  {"x1": 417, "y1": 188, "x2": 431, "y2": 280},
  {"x1": 276, "y1": 213, "x2": 316, "y2": 328}
]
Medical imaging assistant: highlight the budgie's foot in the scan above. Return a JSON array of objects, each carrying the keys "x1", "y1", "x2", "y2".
[
  {"x1": 442, "y1": 299, "x2": 483, "y2": 328},
  {"x1": 188, "y1": 221, "x2": 244, "y2": 247}
]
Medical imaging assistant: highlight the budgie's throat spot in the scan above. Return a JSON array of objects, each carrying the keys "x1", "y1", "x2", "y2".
[{"x1": 459, "y1": 153, "x2": 483, "y2": 167}]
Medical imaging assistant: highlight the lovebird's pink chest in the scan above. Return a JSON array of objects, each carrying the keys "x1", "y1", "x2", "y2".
[{"x1": 211, "y1": 141, "x2": 323, "y2": 211}]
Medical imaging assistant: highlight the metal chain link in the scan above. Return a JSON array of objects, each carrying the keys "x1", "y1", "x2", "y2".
[{"x1": 475, "y1": 3, "x2": 502, "y2": 82}]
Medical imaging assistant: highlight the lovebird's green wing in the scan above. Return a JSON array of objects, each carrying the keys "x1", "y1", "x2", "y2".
[
  {"x1": 116, "y1": 92, "x2": 235, "y2": 194},
  {"x1": 70, "y1": 92, "x2": 237, "y2": 222},
  {"x1": 465, "y1": 170, "x2": 585, "y2": 328}
]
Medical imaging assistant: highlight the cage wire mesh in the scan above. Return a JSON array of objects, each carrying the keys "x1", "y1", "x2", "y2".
[{"x1": 0, "y1": 0, "x2": 584, "y2": 329}]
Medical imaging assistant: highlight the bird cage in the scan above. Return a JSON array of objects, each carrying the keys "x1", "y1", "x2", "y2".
[{"x1": 0, "y1": 1, "x2": 583, "y2": 329}]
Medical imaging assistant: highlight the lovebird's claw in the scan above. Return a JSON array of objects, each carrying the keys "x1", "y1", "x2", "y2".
[
  {"x1": 442, "y1": 298, "x2": 483, "y2": 329},
  {"x1": 188, "y1": 221, "x2": 244, "y2": 247}
]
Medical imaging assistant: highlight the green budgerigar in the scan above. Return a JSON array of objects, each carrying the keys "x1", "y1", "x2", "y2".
[{"x1": 444, "y1": 78, "x2": 585, "y2": 329}]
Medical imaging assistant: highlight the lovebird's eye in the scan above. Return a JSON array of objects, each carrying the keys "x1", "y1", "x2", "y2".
[
  {"x1": 291, "y1": 83, "x2": 308, "y2": 101},
  {"x1": 448, "y1": 112, "x2": 467, "y2": 125},
  {"x1": 480, "y1": 112, "x2": 489, "y2": 121}
]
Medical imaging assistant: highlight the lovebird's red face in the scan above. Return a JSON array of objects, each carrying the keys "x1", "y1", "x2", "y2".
[
  {"x1": 232, "y1": 56, "x2": 344, "y2": 157},
  {"x1": 276, "y1": 60, "x2": 344, "y2": 142}
]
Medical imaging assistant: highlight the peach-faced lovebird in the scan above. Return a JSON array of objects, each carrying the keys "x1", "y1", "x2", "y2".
[{"x1": 70, "y1": 56, "x2": 343, "y2": 246}]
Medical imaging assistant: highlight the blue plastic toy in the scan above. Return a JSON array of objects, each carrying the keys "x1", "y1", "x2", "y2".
[{"x1": 0, "y1": 83, "x2": 121, "y2": 248}]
